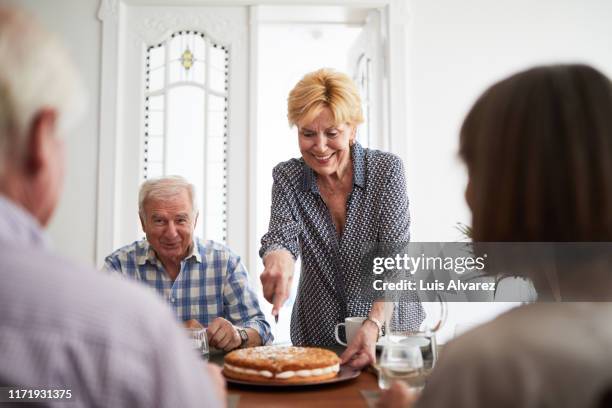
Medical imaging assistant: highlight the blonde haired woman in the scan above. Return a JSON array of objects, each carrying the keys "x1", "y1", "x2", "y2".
[{"x1": 260, "y1": 68, "x2": 423, "y2": 368}]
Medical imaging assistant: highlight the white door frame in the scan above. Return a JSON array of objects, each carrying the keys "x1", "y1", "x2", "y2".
[{"x1": 96, "y1": 0, "x2": 410, "y2": 272}]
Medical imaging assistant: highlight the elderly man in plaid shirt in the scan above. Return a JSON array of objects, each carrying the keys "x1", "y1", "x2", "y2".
[{"x1": 104, "y1": 176, "x2": 272, "y2": 351}]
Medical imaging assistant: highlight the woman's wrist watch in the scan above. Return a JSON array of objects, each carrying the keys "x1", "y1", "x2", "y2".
[{"x1": 363, "y1": 317, "x2": 383, "y2": 341}]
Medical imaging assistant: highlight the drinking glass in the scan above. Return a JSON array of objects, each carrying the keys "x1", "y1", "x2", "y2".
[
  {"x1": 383, "y1": 295, "x2": 447, "y2": 374},
  {"x1": 378, "y1": 342, "x2": 424, "y2": 391},
  {"x1": 186, "y1": 327, "x2": 209, "y2": 360}
]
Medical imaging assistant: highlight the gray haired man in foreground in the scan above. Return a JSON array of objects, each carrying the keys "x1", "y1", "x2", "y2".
[{"x1": 0, "y1": 6, "x2": 224, "y2": 407}]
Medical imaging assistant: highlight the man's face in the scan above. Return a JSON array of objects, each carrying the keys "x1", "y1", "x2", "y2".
[{"x1": 141, "y1": 189, "x2": 197, "y2": 265}]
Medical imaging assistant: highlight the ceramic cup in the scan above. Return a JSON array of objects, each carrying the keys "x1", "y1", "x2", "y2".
[{"x1": 334, "y1": 316, "x2": 367, "y2": 346}]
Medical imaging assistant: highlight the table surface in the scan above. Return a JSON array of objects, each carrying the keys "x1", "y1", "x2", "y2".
[{"x1": 210, "y1": 346, "x2": 379, "y2": 407}]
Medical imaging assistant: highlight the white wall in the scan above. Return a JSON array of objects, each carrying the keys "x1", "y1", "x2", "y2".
[
  {"x1": 404, "y1": 0, "x2": 612, "y2": 242},
  {"x1": 14, "y1": 0, "x2": 101, "y2": 265},
  {"x1": 401, "y1": 0, "x2": 612, "y2": 340}
]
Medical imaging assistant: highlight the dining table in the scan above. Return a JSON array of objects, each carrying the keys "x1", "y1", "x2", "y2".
[{"x1": 210, "y1": 345, "x2": 381, "y2": 408}]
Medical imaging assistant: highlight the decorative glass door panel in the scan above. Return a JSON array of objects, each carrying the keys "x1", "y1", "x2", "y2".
[{"x1": 143, "y1": 31, "x2": 228, "y2": 241}]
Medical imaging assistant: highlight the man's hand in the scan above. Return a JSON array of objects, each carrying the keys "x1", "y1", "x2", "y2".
[
  {"x1": 207, "y1": 317, "x2": 241, "y2": 351},
  {"x1": 340, "y1": 321, "x2": 378, "y2": 369},
  {"x1": 183, "y1": 319, "x2": 204, "y2": 329},
  {"x1": 260, "y1": 250, "x2": 295, "y2": 318},
  {"x1": 377, "y1": 382, "x2": 419, "y2": 408}
]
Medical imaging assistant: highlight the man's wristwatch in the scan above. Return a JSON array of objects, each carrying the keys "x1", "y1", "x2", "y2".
[{"x1": 237, "y1": 327, "x2": 249, "y2": 348}]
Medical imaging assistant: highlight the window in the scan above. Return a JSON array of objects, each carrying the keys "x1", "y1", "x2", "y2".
[{"x1": 143, "y1": 31, "x2": 229, "y2": 242}]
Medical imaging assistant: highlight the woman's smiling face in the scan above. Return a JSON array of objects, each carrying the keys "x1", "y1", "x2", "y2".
[{"x1": 297, "y1": 107, "x2": 355, "y2": 177}]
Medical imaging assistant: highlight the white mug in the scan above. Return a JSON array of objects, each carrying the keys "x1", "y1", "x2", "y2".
[{"x1": 334, "y1": 316, "x2": 367, "y2": 346}]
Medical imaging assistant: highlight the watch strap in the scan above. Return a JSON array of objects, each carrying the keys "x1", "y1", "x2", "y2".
[{"x1": 237, "y1": 327, "x2": 249, "y2": 348}]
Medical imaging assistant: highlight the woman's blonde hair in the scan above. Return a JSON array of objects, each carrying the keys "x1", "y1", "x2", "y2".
[{"x1": 287, "y1": 68, "x2": 364, "y2": 127}]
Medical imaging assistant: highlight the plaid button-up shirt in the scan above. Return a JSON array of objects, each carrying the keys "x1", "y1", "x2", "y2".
[{"x1": 103, "y1": 238, "x2": 272, "y2": 344}]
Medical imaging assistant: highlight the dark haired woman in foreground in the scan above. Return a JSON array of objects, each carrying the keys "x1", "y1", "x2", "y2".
[{"x1": 379, "y1": 64, "x2": 612, "y2": 407}]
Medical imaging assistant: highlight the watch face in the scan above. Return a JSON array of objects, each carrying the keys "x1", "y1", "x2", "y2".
[{"x1": 239, "y1": 329, "x2": 248, "y2": 342}]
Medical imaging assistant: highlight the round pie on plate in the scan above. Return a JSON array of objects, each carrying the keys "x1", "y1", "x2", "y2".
[{"x1": 223, "y1": 346, "x2": 340, "y2": 384}]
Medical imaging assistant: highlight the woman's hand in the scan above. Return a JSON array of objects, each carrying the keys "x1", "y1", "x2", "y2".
[
  {"x1": 377, "y1": 382, "x2": 419, "y2": 408},
  {"x1": 340, "y1": 320, "x2": 378, "y2": 369},
  {"x1": 260, "y1": 250, "x2": 295, "y2": 318}
]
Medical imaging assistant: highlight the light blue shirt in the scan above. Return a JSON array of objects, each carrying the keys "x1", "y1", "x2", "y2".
[
  {"x1": 104, "y1": 238, "x2": 273, "y2": 345},
  {"x1": 0, "y1": 195, "x2": 222, "y2": 407}
]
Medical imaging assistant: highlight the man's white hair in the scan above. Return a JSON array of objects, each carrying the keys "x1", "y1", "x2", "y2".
[
  {"x1": 0, "y1": 7, "x2": 86, "y2": 172},
  {"x1": 138, "y1": 176, "x2": 198, "y2": 221}
]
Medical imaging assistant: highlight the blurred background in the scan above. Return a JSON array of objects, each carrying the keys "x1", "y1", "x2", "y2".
[{"x1": 11, "y1": 0, "x2": 612, "y2": 343}]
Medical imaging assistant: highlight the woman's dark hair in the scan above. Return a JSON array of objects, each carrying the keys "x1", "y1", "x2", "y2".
[{"x1": 460, "y1": 64, "x2": 612, "y2": 241}]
